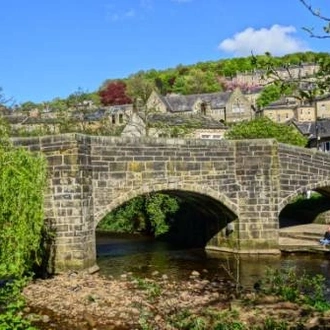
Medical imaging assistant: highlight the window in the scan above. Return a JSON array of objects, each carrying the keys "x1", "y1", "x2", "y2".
[
  {"x1": 201, "y1": 135, "x2": 210, "y2": 139},
  {"x1": 200, "y1": 103, "x2": 207, "y2": 116},
  {"x1": 111, "y1": 115, "x2": 116, "y2": 124},
  {"x1": 232, "y1": 98, "x2": 245, "y2": 113},
  {"x1": 119, "y1": 114, "x2": 123, "y2": 124}
]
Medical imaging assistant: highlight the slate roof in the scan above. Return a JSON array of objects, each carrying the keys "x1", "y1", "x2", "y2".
[
  {"x1": 263, "y1": 98, "x2": 297, "y2": 110},
  {"x1": 106, "y1": 104, "x2": 132, "y2": 114},
  {"x1": 294, "y1": 119, "x2": 330, "y2": 138},
  {"x1": 161, "y1": 91, "x2": 232, "y2": 113},
  {"x1": 147, "y1": 113, "x2": 227, "y2": 129},
  {"x1": 84, "y1": 108, "x2": 106, "y2": 121}
]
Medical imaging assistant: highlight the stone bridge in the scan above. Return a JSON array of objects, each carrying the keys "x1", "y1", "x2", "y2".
[{"x1": 12, "y1": 134, "x2": 330, "y2": 272}]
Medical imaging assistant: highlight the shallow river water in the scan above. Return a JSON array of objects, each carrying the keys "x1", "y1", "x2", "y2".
[{"x1": 96, "y1": 233, "x2": 330, "y2": 293}]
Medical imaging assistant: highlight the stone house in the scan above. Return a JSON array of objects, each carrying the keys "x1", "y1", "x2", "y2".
[
  {"x1": 315, "y1": 95, "x2": 330, "y2": 120},
  {"x1": 233, "y1": 63, "x2": 320, "y2": 87},
  {"x1": 263, "y1": 94, "x2": 330, "y2": 123},
  {"x1": 261, "y1": 98, "x2": 297, "y2": 123},
  {"x1": 105, "y1": 104, "x2": 133, "y2": 125},
  {"x1": 146, "y1": 88, "x2": 253, "y2": 123}
]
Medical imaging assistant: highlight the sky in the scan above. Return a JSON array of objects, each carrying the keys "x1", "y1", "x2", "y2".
[{"x1": 0, "y1": 0, "x2": 329, "y2": 105}]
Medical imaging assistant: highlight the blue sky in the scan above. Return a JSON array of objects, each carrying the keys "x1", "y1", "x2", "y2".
[{"x1": 0, "y1": 0, "x2": 329, "y2": 104}]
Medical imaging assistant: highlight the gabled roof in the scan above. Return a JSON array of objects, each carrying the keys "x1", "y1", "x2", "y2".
[{"x1": 160, "y1": 91, "x2": 233, "y2": 113}]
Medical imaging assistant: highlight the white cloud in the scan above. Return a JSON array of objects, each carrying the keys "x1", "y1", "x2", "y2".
[{"x1": 219, "y1": 25, "x2": 309, "y2": 56}]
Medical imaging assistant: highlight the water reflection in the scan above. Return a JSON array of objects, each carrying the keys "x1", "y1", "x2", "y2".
[{"x1": 96, "y1": 233, "x2": 330, "y2": 292}]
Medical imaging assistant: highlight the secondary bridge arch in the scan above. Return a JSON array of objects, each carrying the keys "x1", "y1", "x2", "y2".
[{"x1": 12, "y1": 134, "x2": 330, "y2": 272}]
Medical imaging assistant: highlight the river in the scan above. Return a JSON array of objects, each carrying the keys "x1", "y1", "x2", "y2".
[{"x1": 96, "y1": 233, "x2": 330, "y2": 295}]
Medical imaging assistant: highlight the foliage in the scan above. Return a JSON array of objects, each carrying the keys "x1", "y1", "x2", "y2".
[
  {"x1": 261, "y1": 267, "x2": 330, "y2": 311},
  {"x1": 134, "y1": 277, "x2": 162, "y2": 300},
  {"x1": 0, "y1": 116, "x2": 11, "y2": 143},
  {"x1": 99, "y1": 80, "x2": 132, "y2": 106},
  {"x1": 0, "y1": 143, "x2": 47, "y2": 278},
  {"x1": 299, "y1": 0, "x2": 330, "y2": 39},
  {"x1": 225, "y1": 117, "x2": 308, "y2": 147},
  {"x1": 256, "y1": 84, "x2": 293, "y2": 108},
  {"x1": 19, "y1": 101, "x2": 41, "y2": 113},
  {"x1": 98, "y1": 193, "x2": 180, "y2": 236},
  {"x1": 172, "y1": 68, "x2": 222, "y2": 95},
  {"x1": 251, "y1": 52, "x2": 329, "y2": 107},
  {"x1": 125, "y1": 73, "x2": 155, "y2": 107},
  {"x1": 0, "y1": 278, "x2": 37, "y2": 330}
]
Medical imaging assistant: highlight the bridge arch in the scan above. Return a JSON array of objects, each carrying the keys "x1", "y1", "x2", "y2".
[
  {"x1": 94, "y1": 183, "x2": 239, "y2": 227},
  {"x1": 278, "y1": 179, "x2": 330, "y2": 216}
]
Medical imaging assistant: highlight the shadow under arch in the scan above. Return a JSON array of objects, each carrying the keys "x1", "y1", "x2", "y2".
[
  {"x1": 94, "y1": 183, "x2": 239, "y2": 228},
  {"x1": 95, "y1": 184, "x2": 238, "y2": 249},
  {"x1": 279, "y1": 180, "x2": 330, "y2": 228}
]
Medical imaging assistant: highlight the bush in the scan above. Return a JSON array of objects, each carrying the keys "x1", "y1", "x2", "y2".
[
  {"x1": 0, "y1": 144, "x2": 47, "y2": 278},
  {"x1": 225, "y1": 117, "x2": 308, "y2": 147}
]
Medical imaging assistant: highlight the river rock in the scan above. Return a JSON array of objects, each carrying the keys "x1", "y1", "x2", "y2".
[
  {"x1": 190, "y1": 270, "x2": 200, "y2": 277},
  {"x1": 87, "y1": 265, "x2": 100, "y2": 274}
]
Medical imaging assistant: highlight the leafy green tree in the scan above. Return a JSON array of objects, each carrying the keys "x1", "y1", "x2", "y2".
[
  {"x1": 172, "y1": 68, "x2": 221, "y2": 94},
  {"x1": 98, "y1": 193, "x2": 180, "y2": 237},
  {"x1": 126, "y1": 72, "x2": 155, "y2": 108},
  {"x1": 19, "y1": 101, "x2": 41, "y2": 113},
  {"x1": 256, "y1": 84, "x2": 293, "y2": 108},
  {"x1": 225, "y1": 117, "x2": 308, "y2": 147}
]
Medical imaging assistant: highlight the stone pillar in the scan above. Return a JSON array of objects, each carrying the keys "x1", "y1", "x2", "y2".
[
  {"x1": 43, "y1": 134, "x2": 96, "y2": 273},
  {"x1": 234, "y1": 139, "x2": 280, "y2": 253}
]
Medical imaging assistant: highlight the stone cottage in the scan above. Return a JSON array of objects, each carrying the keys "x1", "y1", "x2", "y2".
[{"x1": 146, "y1": 88, "x2": 254, "y2": 123}]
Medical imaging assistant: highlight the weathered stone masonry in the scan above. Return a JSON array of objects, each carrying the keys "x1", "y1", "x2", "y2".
[{"x1": 12, "y1": 134, "x2": 330, "y2": 272}]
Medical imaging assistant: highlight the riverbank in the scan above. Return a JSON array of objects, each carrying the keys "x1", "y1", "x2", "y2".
[{"x1": 22, "y1": 270, "x2": 330, "y2": 330}]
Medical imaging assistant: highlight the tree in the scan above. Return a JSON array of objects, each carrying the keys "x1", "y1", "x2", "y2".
[
  {"x1": 66, "y1": 88, "x2": 93, "y2": 132},
  {"x1": 99, "y1": 80, "x2": 132, "y2": 106},
  {"x1": 98, "y1": 193, "x2": 180, "y2": 237},
  {"x1": 251, "y1": 2, "x2": 330, "y2": 104},
  {"x1": 19, "y1": 101, "x2": 41, "y2": 113},
  {"x1": 172, "y1": 68, "x2": 221, "y2": 95},
  {"x1": 256, "y1": 84, "x2": 293, "y2": 108},
  {"x1": 225, "y1": 117, "x2": 308, "y2": 147},
  {"x1": 125, "y1": 73, "x2": 155, "y2": 108},
  {"x1": 299, "y1": 0, "x2": 330, "y2": 38}
]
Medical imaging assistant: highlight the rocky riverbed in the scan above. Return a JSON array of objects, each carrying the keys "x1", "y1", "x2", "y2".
[{"x1": 22, "y1": 269, "x2": 330, "y2": 330}]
